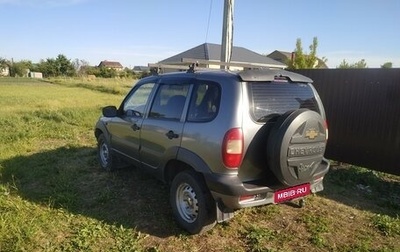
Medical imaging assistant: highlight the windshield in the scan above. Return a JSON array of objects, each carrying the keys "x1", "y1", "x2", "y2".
[{"x1": 248, "y1": 82, "x2": 320, "y2": 122}]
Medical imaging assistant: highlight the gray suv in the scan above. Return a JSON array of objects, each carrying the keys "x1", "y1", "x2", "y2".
[{"x1": 95, "y1": 68, "x2": 330, "y2": 234}]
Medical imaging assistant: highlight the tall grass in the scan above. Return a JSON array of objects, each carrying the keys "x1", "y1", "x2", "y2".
[{"x1": 45, "y1": 76, "x2": 135, "y2": 95}]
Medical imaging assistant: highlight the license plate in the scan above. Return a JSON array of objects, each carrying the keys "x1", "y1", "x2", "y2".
[{"x1": 274, "y1": 184, "x2": 310, "y2": 203}]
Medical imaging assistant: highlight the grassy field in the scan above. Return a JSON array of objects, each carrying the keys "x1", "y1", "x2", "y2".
[{"x1": 0, "y1": 77, "x2": 399, "y2": 251}]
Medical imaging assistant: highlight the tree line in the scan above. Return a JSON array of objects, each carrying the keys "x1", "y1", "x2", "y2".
[
  {"x1": 0, "y1": 54, "x2": 149, "y2": 78},
  {"x1": 284, "y1": 37, "x2": 393, "y2": 69},
  {"x1": 0, "y1": 38, "x2": 395, "y2": 78}
]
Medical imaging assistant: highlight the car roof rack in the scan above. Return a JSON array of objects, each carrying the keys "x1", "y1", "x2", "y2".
[
  {"x1": 148, "y1": 63, "x2": 207, "y2": 74},
  {"x1": 148, "y1": 58, "x2": 285, "y2": 75},
  {"x1": 181, "y1": 58, "x2": 285, "y2": 70}
]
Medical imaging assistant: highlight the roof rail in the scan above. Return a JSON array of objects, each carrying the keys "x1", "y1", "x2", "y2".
[
  {"x1": 148, "y1": 63, "x2": 192, "y2": 71},
  {"x1": 148, "y1": 58, "x2": 285, "y2": 74},
  {"x1": 181, "y1": 58, "x2": 285, "y2": 69},
  {"x1": 148, "y1": 62, "x2": 208, "y2": 74},
  {"x1": 148, "y1": 58, "x2": 286, "y2": 73}
]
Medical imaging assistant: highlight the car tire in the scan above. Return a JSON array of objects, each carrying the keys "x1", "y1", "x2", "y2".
[
  {"x1": 170, "y1": 170, "x2": 216, "y2": 234},
  {"x1": 267, "y1": 109, "x2": 327, "y2": 186},
  {"x1": 97, "y1": 134, "x2": 116, "y2": 172}
]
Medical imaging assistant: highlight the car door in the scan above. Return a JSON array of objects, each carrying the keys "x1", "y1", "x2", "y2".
[
  {"x1": 107, "y1": 81, "x2": 156, "y2": 167},
  {"x1": 139, "y1": 77, "x2": 193, "y2": 170}
]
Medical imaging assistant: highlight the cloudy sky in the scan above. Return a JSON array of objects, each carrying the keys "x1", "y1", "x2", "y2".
[{"x1": 0, "y1": 0, "x2": 399, "y2": 68}]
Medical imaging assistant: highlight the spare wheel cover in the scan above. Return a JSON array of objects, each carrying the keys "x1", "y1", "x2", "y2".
[{"x1": 267, "y1": 109, "x2": 327, "y2": 186}]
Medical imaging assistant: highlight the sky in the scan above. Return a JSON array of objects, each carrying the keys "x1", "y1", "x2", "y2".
[{"x1": 0, "y1": 0, "x2": 399, "y2": 68}]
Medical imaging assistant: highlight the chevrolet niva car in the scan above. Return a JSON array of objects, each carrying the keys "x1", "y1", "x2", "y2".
[{"x1": 95, "y1": 67, "x2": 330, "y2": 234}]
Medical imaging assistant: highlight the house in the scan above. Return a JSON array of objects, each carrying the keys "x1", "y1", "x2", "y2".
[
  {"x1": 267, "y1": 50, "x2": 328, "y2": 69},
  {"x1": 155, "y1": 43, "x2": 286, "y2": 71},
  {"x1": 98, "y1": 60, "x2": 124, "y2": 71}
]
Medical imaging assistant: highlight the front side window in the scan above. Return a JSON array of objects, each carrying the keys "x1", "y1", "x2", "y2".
[
  {"x1": 123, "y1": 82, "x2": 155, "y2": 117},
  {"x1": 149, "y1": 84, "x2": 190, "y2": 120},
  {"x1": 248, "y1": 82, "x2": 320, "y2": 122}
]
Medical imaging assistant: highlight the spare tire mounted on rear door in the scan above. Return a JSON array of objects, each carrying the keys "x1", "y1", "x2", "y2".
[{"x1": 267, "y1": 109, "x2": 327, "y2": 186}]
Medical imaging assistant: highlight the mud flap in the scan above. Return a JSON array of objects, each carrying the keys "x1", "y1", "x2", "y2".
[{"x1": 216, "y1": 201, "x2": 234, "y2": 223}]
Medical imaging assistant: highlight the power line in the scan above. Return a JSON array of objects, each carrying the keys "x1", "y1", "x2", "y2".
[{"x1": 205, "y1": 0, "x2": 213, "y2": 42}]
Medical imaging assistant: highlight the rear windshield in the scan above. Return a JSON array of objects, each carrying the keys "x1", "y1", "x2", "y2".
[{"x1": 248, "y1": 82, "x2": 320, "y2": 122}]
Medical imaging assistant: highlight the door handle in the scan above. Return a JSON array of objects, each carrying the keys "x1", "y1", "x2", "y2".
[
  {"x1": 165, "y1": 130, "x2": 179, "y2": 139},
  {"x1": 131, "y1": 124, "x2": 140, "y2": 131}
]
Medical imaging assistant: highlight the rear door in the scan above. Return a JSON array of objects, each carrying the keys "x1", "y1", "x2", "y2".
[{"x1": 139, "y1": 77, "x2": 193, "y2": 170}]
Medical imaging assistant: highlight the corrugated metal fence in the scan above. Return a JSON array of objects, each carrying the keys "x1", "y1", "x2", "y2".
[{"x1": 294, "y1": 69, "x2": 400, "y2": 175}]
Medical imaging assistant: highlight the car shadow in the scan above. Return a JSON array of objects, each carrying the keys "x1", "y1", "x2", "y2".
[
  {"x1": 2, "y1": 147, "x2": 399, "y2": 239},
  {"x1": 0, "y1": 146, "x2": 181, "y2": 238}
]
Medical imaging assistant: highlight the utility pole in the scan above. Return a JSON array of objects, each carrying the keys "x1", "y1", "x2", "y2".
[{"x1": 220, "y1": 0, "x2": 234, "y2": 69}]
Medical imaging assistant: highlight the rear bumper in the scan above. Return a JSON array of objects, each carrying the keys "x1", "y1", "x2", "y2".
[{"x1": 204, "y1": 158, "x2": 330, "y2": 210}]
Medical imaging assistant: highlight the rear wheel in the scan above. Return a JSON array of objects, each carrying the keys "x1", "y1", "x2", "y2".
[{"x1": 170, "y1": 170, "x2": 216, "y2": 234}]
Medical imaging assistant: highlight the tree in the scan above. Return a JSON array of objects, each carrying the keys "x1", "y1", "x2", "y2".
[
  {"x1": 381, "y1": 62, "x2": 393, "y2": 68},
  {"x1": 337, "y1": 59, "x2": 350, "y2": 69},
  {"x1": 119, "y1": 67, "x2": 134, "y2": 78},
  {"x1": 73, "y1": 58, "x2": 90, "y2": 76},
  {"x1": 37, "y1": 58, "x2": 57, "y2": 77},
  {"x1": 36, "y1": 54, "x2": 76, "y2": 77},
  {"x1": 337, "y1": 59, "x2": 368, "y2": 68},
  {"x1": 9, "y1": 60, "x2": 32, "y2": 77},
  {"x1": 29, "y1": 62, "x2": 41, "y2": 73},
  {"x1": 98, "y1": 67, "x2": 117, "y2": 78},
  {"x1": 138, "y1": 70, "x2": 151, "y2": 79},
  {"x1": 0, "y1": 57, "x2": 8, "y2": 72},
  {"x1": 353, "y1": 59, "x2": 367, "y2": 68},
  {"x1": 85, "y1": 66, "x2": 101, "y2": 76},
  {"x1": 287, "y1": 37, "x2": 327, "y2": 69},
  {"x1": 55, "y1": 54, "x2": 75, "y2": 76}
]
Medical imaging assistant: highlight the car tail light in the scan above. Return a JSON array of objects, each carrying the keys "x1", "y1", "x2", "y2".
[
  {"x1": 222, "y1": 128, "x2": 243, "y2": 168},
  {"x1": 324, "y1": 120, "x2": 329, "y2": 140}
]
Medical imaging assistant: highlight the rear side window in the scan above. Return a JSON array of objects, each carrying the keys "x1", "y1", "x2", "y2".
[
  {"x1": 188, "y1": 82, "x2": 221, "y2": 122},
  {"x1": 248, "y1": 82, "x2": 320, "y2": 122}
]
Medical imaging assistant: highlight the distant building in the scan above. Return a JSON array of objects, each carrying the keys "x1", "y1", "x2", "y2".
[
  {"x1": 98, "y1": 60, "x2": 124, "y2": 71},
  {"x1": 155, "y1": 43, "x2": 286, "y2": 71},
  {"x1": 28, "y1": 72, "x2": 43, "y2": 78},
  {"x1": 267, "y1": 50, "x2": 328, "y2": 69}
]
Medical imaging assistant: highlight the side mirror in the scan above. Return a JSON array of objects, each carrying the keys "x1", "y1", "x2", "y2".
[{"x1": 102, "y1": 106, "x2": 118, "y2": 117}]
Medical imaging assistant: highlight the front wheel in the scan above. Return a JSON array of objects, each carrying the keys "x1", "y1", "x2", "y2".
[
  {"x1": 97, "y1": 134, "x2": 116, "y2": 171},
  {"x1": 170, "y1": 170, "x2": 216, "y2": 234}
]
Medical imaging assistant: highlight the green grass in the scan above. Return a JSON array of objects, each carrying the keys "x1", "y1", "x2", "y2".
[
  {"x1": 44, "y1": 76, "x2": 134, "y2": 95},
  {"x1": 242, "y1": 225, "x2": 279, "y2": 252},
  {"x1": 372, "y1": 214, "x2": 400, "y2": 237},
  {"x1": 0, "y1": 77, "x2": 143, "y2": 251},
  {"x1": 0, "y1": 77, "x2": 399, "y2": 251},
  {"x1": 300, "y1": 213, "x2": 330, "y2": 247}
]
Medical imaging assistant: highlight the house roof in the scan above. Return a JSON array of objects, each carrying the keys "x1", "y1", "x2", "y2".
[
  {"x1": 98, "y1": 60, "x2": 123, "y2": 68},
  {"x1": 159, "y1": 43, "x2": 286, "y2": 68},
  {"x1": 267, "y1": 50, "x2": 293, "y2": 61},
  {"x1": 267, "y1": 50, "x2": 328, "y2": 69}
]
